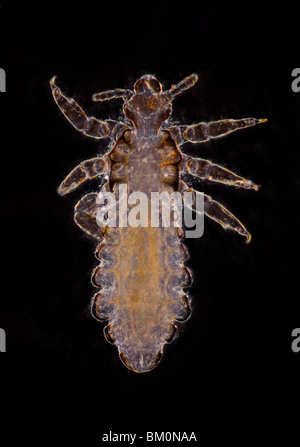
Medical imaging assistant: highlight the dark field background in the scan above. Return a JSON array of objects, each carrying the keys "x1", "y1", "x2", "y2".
[{"x1": 1, "y1": 0, "x2": 300, "y2": 441}]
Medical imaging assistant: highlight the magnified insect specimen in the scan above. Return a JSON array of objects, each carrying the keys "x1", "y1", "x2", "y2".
[{"x1": 50, "y1": 73, "x2": 266, "y2": 372}]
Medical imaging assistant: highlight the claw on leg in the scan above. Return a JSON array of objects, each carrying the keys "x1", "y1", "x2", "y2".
[{"x1": 58, "y1": 157, "x2": 106, "y2": 195}]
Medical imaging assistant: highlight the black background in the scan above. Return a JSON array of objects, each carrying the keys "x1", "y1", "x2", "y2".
[{"x1": 1, "y1": 0, "x2": 300, "y2": 441}]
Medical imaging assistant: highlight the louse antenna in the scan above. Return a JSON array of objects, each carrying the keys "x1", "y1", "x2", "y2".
[
  {"x1": 92, "y1": 89, "x2": 133, "y2": 102},
  {"x1": 165, "y1": 73, "x2": 199, "y2": 100}
]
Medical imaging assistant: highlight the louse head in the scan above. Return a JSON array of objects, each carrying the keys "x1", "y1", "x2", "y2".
[
  {"x1": 133, "y1": 74, "x2": 162, "y2": 95},
  {"x1": 124, "y1": 74, "x2": 172, "y2": 130}
]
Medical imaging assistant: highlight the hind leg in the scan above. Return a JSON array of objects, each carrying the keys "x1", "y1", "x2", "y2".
[
  {"x1": 74, "y1": 192, "x2": 104, "y2": 240},
  {"x1": 179, "y1": 181, "x2": 251, "y2": 243}
]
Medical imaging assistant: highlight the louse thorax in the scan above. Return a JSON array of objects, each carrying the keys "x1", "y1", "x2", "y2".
[
  {"x1": 123, "y1": 75, "x2": 172, "y2": 136},
  {"x1": 109, "y1": 127, "x2": 182, "y2": 194}
]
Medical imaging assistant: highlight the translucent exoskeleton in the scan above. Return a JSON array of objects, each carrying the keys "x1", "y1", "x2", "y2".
[{"x1": 50, "y1": 73, "x2": 267, "y2": 373}]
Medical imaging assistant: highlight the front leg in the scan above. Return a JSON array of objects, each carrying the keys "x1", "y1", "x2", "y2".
[
  {"x1": 58, "y1": 156, "x2": 107, "y2": 195},
  {"x1": 50, "y1": 76, "x2": 121, "y2": 139},
  {"x1": 182, "y1": 156, "x2": 259, "y2": 190},
  {"x1": 168, "y1": 117, "x2": 267, "y2": 144}
]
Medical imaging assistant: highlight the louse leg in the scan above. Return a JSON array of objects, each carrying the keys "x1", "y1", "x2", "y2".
[
  {"x1": 58, "y1": 157, "x2": 107, "y2": 196},
  {"x1": 182, "y1": 156, "x2": 259, "y2": 190},
  {"x1": 202, "y1": 193, "x2": 251, "y2": 243},
  {"x1": 168, "y1": 118, "x2": 267, "y2": 145},
  {"x1": 74, "y1": 193, "x2": 104, "y2": 240},
  {"x1": 179, "y1": 181, "x2": 251, "y2": 243},
  {"x1": 50, "y1": 76, "x2": 112, "y2": 138}
]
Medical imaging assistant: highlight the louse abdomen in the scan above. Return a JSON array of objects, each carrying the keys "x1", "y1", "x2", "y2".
[
  {"x1": 91, "y1": 130, "x2": 191, "y2": 372},
  {"x1": 92, "y1": 227, "x2": 191, "y2": 373}
]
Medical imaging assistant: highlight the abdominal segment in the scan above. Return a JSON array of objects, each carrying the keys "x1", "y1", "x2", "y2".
[{"x1": 92, "y1": 226, "x2": 191, "y2": 373}]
